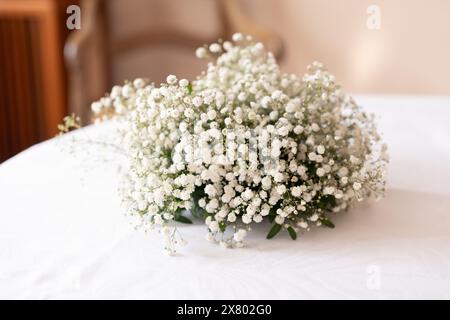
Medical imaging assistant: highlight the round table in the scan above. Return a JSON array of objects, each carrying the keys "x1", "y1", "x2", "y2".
[{"x1": 1, "y1": 95, "x2": 450, "y2": 299}]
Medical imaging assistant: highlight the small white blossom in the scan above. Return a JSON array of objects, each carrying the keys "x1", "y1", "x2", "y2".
[
  {"x1": 242, "y1": 214, "x2": 252, "y2": 224},
  {"x1": 353, "y1": 182, "x2": 362, "y2": 191},
  {"x1": 232, "y1": 33, "x2": 243, "y2": 42},
  {"x1": 209, "y1": 43, "x2": 221, "y2": 53},
  {"x1": 298, "y1": 221, "x2": 308, "y2": 229},
  {"x1": 317, "y1": 145, "x2": 325, "y2": 154},
  {"x1": 228, "y1": 212, "x2": 237, "y2": 222},
  {"x1": 196, "y1": 47, "x2": 207, "y2": 58},
  {"x1": 291, "y1": 186, "x2": 302, "y2": 197},
  {"x1": 192, "y1": 96, "x2": 203, "y2": 107},
  {"x1": 179, "y1": 79, "x2": 189, "y2": 87},
  {"x1": 275, "y1": 216, "x2": 285, "y2": 225},
  {"x1": 233, "y1": 229, "x2": 247, "y2": 242},
  {"x1": 316, "y1": 167, "x2": 325, "y2": 177},
  {"x1": 166, "y1": 74, "x2": 177, "y2": 85}
]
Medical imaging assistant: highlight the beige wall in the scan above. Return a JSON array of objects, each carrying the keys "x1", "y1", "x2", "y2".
[{"x1": 109, "y1": 0, "x2": 450, "y2": 95}]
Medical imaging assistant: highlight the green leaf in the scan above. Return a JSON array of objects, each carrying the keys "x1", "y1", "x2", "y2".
[
  {"x1": 266, "y1": 223, "x2": 282, "y2": 239},
  {"x1": 268, "y1": 202, "x2": 281, "y2": 223},
  {"x1": 287, "y1": 227, "x2": 297, "y2": 240},
  {"x1": 174, "y1": 208, "x2": 193, "y2": 224},
  {"x1": 174, "y1": 215, "x2": 192, "y2": 224},
  {"x1": 190, "y1": 186, "x2": 207, "y2": 219},
  {"x1": 192, "y1": 186, "x2": 206, "y2": 199},
  {"x1": 187, "y1": 83, "x2": 193, "y2": 94},
  {"x1": 318, "y1": 195, "x2": 337, "y2": 210},
  {"x1": 320, "y1": 217, "x2": 335, "y2": 228},
  {"x1": 190, "y1": 198, "x2": 206, "y2": 219}
]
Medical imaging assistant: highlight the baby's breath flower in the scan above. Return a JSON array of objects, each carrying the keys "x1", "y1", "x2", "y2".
[
  {"x1": 209, "y1": 43, "x2": 222, "y2": 53},
  {"x1": 166, "y1": 74, "x2": 177, "y2": 85},
  {"x1": 83, "y1": 33, "x2": 388, "y2": 253},
  {"x1": 195, "y1": 47, "x2": 207, "y2": 59}
]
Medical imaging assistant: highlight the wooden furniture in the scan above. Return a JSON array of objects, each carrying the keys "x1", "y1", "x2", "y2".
[
  {"x1": 64, "y1": 0, "x2": 284, "y2": 124},
  {"x1": 0, "y1": 0, "x2": 73, "y2": 162}
]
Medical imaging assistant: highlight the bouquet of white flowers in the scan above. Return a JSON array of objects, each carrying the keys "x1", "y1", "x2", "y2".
[{"x1": 71, "y1": 33, "x2": 388, "y2": 254}]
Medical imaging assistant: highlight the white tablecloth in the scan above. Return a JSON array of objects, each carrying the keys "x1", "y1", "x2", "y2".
[{"x1": 1, "y1": 95, "x2": 450, "y2": 299}]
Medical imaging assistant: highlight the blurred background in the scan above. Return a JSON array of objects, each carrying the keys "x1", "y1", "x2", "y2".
[{"x1": 1, "y1": 0, "x2": 450, "y2": 162}]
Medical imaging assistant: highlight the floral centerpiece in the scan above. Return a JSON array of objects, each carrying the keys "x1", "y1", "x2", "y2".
[{"x1": 62, "y1": 34, "x2": 388, "y2": 254}]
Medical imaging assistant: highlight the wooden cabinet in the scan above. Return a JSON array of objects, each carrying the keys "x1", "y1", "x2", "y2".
[{"x1": 0, "y1": 0, "x2": 73, "y2": 162}]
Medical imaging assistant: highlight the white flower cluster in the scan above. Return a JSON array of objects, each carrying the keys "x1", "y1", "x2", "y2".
[{"x1": 91, "y1": 34, "x2": 388, "y2": 254}]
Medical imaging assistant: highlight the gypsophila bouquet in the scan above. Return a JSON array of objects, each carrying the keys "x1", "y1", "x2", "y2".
[{"x1": 69, "y1": 33, "x2": 388, "y2": 254}]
